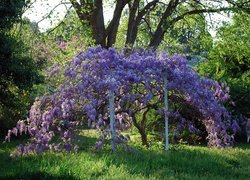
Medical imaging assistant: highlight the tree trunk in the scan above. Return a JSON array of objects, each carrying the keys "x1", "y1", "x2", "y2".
[
  {"x1": 131, "y1": 109, "x2": 150, "y2": 147},
  {"x1": 125, "y1": 0, "x2": 139, "y2": 47},
  {"x1": 90, "y1": 0, "x2": 106, "y2": 47},
  {"x1": 70, "y1": 0, "x2": 106, "y2": 47},
  {"x1": 148, "y1": 29, "x2": 166, "y2": 49},
  {"x1": 126, "y1": 0, "x2": 159, "y2": 47},
  {"x1": 148, "y1": 0, "x2": 179, "y2": 48},
  {"x1": 106, "y1": 0, "x2": 128, "y2": 48},
  {"x1": 139, "y1": 127, "x2": 149, "y2": 147},
  {"x1": 71, "y1": 0, "x2": 249, "y2": 49}
]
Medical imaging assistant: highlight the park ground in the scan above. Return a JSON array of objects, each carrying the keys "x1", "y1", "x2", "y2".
[{"x1": 0, "y1": 130, "x2": 249, "y2": 180}]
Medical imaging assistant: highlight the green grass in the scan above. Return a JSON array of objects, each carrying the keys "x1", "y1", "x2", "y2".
[{"x1": 0, "y1": 131, "x2": 249, "y2": 180}]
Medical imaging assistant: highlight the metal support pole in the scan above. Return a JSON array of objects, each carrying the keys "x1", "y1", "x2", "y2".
[
  {"x1": 109, "y1": 89, "x2": 116, "y2": 151},
  {"x1": 164, "y1": 76, "x2": 169, "y2": 154}
]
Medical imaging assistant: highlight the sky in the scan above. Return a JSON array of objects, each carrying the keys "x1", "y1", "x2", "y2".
[
  {"x1": 23, "y1": 0, "x2": 231, "y2": 37},
  {"x1": 23, "y1": 0, "x2": 113, "y2": 31}
]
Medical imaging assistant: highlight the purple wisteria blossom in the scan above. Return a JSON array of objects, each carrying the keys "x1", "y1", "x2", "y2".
[{"x1": 6, "y1": 47, "x2": 237, "y2": 155}]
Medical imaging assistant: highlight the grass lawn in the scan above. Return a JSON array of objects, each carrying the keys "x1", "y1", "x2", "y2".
[{"x1": 0, "y1": 130, "x2": 249, "y2": 179}]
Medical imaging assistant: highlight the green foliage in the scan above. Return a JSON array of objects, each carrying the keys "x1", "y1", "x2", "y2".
[
  {"x1": 0, "y1": 8, "x2": 94, "y2": 134},
  {"x1": 47, "y1": 9, "x2": 93, "y2": 43},
  {"x1": 0, "y1": 0, "x2": 43, "y2": 134},
  {"x1": 161, "y1": 14, "x2": 213, "y2": 58},
  {"x1": 198, "y1": 12, "x2": 250, "y2": 117},
  {"x1": 33, "y1": 10, "x2": 95, "y2": 92},
  {"x1": 10, "y1": 10, "x2": 95, "y2": 97},
  {"x1": 0, "y1": 0, "x2": 27, "y2": 30},
  {"x1": 115, "y1": 15, "x2": 128, "y2": 49},
  {"x1": 116, "y1": 8, "x2": 213, "y2": 57},
  {"x1": 145, "y1": 4, "x2": 213, "y2": 55},
  {"x1": 0, "y1": 132, "x2": 249, "y2": 179}
]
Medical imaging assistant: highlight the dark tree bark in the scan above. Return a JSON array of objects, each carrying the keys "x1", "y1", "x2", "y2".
[
  {"x1": 139, "y1": 127, "x2": 149, "y2": 147},
  {"x1": 126, "y1": 0, "x2": 159, "y2": 46},
  {"x1": 106, "y1": 0, "x2": 129, "y2": 47},
  {"x1": 70, "y1": 0, "x2": 106, "y2": 46},
  {"x1": 91, "y1": 0, "x2": 106, "y2": 47},
  {"x1": 148, "y1": 0, "x2": 180, "y2": 48},
  {"x1": 131, "y1": 108, "x2": 150, "y2": 147},
  {"x1": 125, "y1": 0, "x2": 139, "y2": 47}
]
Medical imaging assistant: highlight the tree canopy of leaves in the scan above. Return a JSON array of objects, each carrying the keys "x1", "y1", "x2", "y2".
[
  {"x1": 199, "y1": 12, "x2": 250, "y2": 117},
  {"x1": 0, "y1": 0, "x2": 43, "y2": 134},
  {"x1": 115, "y1": 7, "x2": 213, "y2": 56},
  {"x1": 67, "y1": 0, "x2": 250, "y2": 48}
]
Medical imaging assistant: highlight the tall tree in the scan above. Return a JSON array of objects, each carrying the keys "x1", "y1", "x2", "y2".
[
  {"x1": 199, "y1": 12, "x2": 250, "y2": 117},
  {"x1": 68, "y1": 0, "x2": 250, "y2": 48},
  {"x1": 0, "y1": 0, "x2": 42, "y2": 134}
]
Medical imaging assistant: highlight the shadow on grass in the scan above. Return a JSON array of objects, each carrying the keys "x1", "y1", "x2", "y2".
[
  {"x1": 0, "y1": 135, "x2": 249, "y2": 179},
  {"x1": 90, "y1": 143, "x2": 250, "y2": 179},
  {"x1": 0, "y1": 135, "x2": 98, "y2": 179},
  {"x1": 1, "y1": 171, "x2": 76, "y2": 180}
]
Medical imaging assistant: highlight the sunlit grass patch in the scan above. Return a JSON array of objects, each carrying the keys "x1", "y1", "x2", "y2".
[{"x1": 0, "y1": 132, "x2": 249, "y2": 179}]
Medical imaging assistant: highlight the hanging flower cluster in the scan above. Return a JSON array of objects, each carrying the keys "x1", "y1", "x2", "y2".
[{"x1": 6, "y1": 46, "x2": 237, "y2": 155}]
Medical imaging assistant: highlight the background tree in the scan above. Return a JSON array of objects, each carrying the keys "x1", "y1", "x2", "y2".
[
  {"x1": 162, "y1": 14, "x2": 213, "y2": 57},
  {"x1": 68, "y1": 0, "x2": 250, "y2": 48},
  {"x1": 199, "y1": 12, "x2": 250, "y2": 118},
  {"x1": 0, "y1": 0, "x2": 43, "y2": 135}
]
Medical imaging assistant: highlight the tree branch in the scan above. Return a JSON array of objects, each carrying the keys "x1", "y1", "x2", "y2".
[
  {"x1": 148, "y1": 0, "x2": 180, "y2": 48},
  {"x1": 46, "y1": 5, "x2": 73, "y2": 35},
  {"x1": 36, "y1": 2, "x2": 71, "y2": 24},
  {"x1": 137, "y1": 0, "x2": 159, "y2": 21},
  {"x1": 142, "y1": 17, "x2": 153, "y2": 36},
  {"x1": 125, "y1": 0, "x2": 159, "y2": 46},
  {"x1": 171, "y1": 7, "x2": 236, "y2": 25},
  {"x1": 106, "y1": 0, "x2": 130, "y2": 47},
  {"x1": 69, "y1": 0, "x2": 93, "y2": 22},
  {"x1": 148, "y1": 0, "x2": 250, "y2": 48}
]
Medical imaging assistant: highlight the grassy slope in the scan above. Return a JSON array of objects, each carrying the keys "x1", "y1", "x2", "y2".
[{"x1": 0, "y1": 131, "x2": 249, "y2": 180}]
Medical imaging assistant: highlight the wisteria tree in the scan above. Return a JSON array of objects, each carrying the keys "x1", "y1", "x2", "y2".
[{"x1": 6, "y1": 47, "x2": 239, "y2": 156}]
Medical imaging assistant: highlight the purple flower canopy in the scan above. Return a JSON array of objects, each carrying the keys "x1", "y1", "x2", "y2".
[{"x1": 7, "y1": 47, "x2": 235, "y2": 155}]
